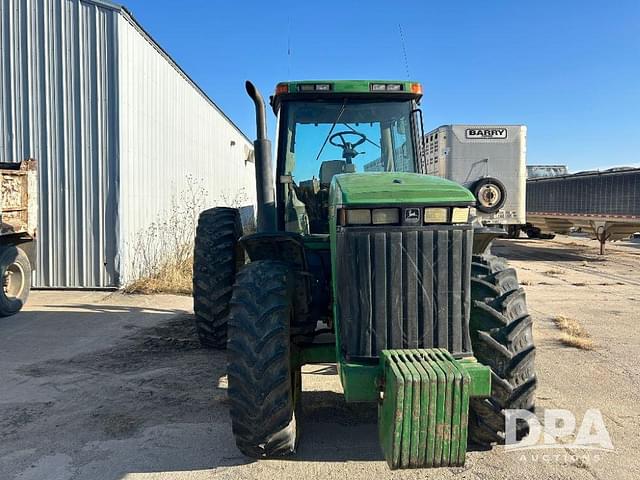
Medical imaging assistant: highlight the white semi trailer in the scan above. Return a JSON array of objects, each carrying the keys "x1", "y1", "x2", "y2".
[{"x1": 421, "y1": 125, "x2": 526, "y2": 236}]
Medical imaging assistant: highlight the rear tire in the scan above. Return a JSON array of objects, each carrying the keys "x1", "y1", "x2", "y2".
[
  {"x1": 193, "y1": 207, "x2": 244, "y2": 349},
  {"x1": 468, "y1": 254, "x2": 537, "y2": 446},
  {"x1": 227, "y1": 260, "x2": 298, "y2": 457},
  {"x1": 0, "y1": 246, "x2": 31, "y2": 317}
]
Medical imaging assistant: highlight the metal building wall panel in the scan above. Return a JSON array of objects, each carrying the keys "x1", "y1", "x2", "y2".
[
  {"x1": 116, "y1": 13, "x2": 255, "y2": 284},
  {"x1": 0, "y1": 0, "x2": 119, "y2": 287}
]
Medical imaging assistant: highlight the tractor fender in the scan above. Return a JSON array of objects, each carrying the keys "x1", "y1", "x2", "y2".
[{"x1": 239, "y1": 232, "x2": 313, "y2": 334}]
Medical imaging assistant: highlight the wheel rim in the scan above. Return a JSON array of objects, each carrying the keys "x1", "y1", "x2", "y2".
[
  {"x1": 4, "y1": 262, "x2": 25, "y2": 299},
  {"x1": 477, "y1": 184, "x2": 502, "y2": 208}
]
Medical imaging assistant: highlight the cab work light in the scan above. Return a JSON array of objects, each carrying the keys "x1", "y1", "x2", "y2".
[
  {"x1": 370, "y1": 83, "x2": 404, "y2": 92},
  {"x1": 423, "y1": 207, "x2": 448, "y2": 224},
  {"x1": 298, "y1": 83, "x2": 332, "y2": 92},
  {"x1": 275, "y1": 83, "x2": 288, "y2": 95}
]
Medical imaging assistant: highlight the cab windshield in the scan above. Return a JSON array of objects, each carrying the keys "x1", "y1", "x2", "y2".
[{"x1": 277, "y1": 100, "x2": 418, "y2": 233}]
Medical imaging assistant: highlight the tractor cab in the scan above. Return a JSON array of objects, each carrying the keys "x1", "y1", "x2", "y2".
[{"x1": 270, "y1": 81, "x2": 425, "y2": 234}]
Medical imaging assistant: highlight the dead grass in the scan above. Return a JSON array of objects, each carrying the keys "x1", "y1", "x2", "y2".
[
  {"x1": 544, "y1": 269, "x2": 565, "y2": 275},
  {"x1": 123, "y1": 176, "x2": 250, "y2": 296},
  {"x1": 552, "y1": 315, "x2": 594, "y2": 350},
  {"x1": 123, "y1": 256, "x2": 193, "y2": 295},
  {"x1": 558, "y1": 334, "x2": 594, "y2": 350}
]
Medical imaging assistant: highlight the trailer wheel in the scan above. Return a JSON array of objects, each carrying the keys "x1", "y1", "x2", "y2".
[
  {"x1": 525, "y1": 226, "x2": 556, "y2": 240},
  {"x1": 468, "y1": 254, "x2": 537, "y2": 446},
  {"x1": 193, "y1": 207, "x2": 244, "y2": 349},
  {"x1": 0, "y1": 246, "x2": 31, "y2": 317},
  {"x1": 506, "y1": 225, "x2": 521, "y2": 239},
  {"x1": 472, "y1": 177, "x2": 507, "y2": 213},
  {"x1": 227, "y1": 260, "x2": 299, "y2": 457}
]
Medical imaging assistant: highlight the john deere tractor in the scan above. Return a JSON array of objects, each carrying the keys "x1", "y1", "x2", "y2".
[{"x1": 193, "y1": 80, "x2": 536, "y2": 469}]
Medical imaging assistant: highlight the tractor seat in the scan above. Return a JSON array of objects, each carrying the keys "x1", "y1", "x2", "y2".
[{"x1": 319, "y1": 160, "x2": 355, "y2": 185}]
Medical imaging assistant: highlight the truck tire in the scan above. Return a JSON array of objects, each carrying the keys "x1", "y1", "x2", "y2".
[
  {"x1": 227, "y1": 260, "x2": 299, "y2": 457},
  {"x1": 0, "y1": 245, "x2": 31, "y2": 317},
  {"x1": 193, "y1": 207, "x2": 244, "y2": 349},
  {"x1": 525, "y1": 226, "x2": 556, "y2": 240},
  {"x1": 525, "y1": 226, "x2": 541, "y2": 239},
  {"x1": 468, "y1": 254, "x2": 537, "y2": 446},
  {"x1": 506, "y1": 225, "x2": 521, "y2": 239}
]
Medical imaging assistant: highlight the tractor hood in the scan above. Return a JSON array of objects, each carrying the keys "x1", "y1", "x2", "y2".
[{"x1": 330, "y1": 172, "x2": 475, "y2": 206}]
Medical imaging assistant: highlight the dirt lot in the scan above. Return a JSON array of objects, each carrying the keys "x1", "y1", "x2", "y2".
[{"x1": 1, "y1": 235, "x2": 639, "y2": 480}]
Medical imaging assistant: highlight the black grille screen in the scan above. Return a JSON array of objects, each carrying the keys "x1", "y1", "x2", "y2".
[{"x1": 335, "y1": 225, "x2": 473, "y2": 360}]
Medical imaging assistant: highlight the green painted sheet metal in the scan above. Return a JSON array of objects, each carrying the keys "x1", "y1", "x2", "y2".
[
  {"x1": 277, "y1": 80, "x2": 421, "y2": 95},
  {"x1": 379, "y1": 351, "x2": 404, "y2": 467},
  {"x1": 339, "y1": 363, "x2": 382, "y2": 402},
  {"x1": 457, "y1": 357, "x2": 491, "y2": 398},
  {"x1": 378, "y1": 349, "x2": 490, "y2": 469},
  {"x1": 331, "y1": 172, "x2": 476, "y2": 206}
]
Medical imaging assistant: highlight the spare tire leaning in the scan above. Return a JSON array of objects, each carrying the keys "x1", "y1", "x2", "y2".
[{"x1": 472, "y1": 177, "x2": 507, "y2": 214}]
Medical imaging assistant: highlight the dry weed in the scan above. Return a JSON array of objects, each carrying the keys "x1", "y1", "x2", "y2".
[
  {"x1": 544, "y1": 269, "x2": 565, "y2": 275},
  {"x1": 124, "y1": 177, "x2": 251, "y2": 295},
  {"x1": 552, "y1": 315, "x2": 594, "y2": 350}
]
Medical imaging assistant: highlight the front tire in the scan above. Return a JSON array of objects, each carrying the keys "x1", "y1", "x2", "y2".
[
  {"x1": 227, "y1": 260, "x2": 298, "y2": 457},
  {"x1": 468, "y1": 254, "x2": 537, "y2": 446},
  {"x1": 0, "y1": 245, "x2": 31, "y2": 317},
  {"x1": 193, "y1": 207, "x2": 243, "y2": 349}
]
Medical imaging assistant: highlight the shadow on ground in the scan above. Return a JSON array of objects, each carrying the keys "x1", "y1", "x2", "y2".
[
  {"x1": 492, "y1": 239, "x2": 600, "y2": 263},
  {"x1": 1, "y1": 309, "x2": 254, "y2": 479}
]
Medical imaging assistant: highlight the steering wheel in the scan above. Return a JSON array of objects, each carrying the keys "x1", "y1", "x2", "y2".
[{"x1": 329, "y1": 131, "x2": 367, "y2": 162}]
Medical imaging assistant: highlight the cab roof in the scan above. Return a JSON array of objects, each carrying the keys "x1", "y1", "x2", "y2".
[{"x1": 270, "y1": 80, "x2": 423, "y2": 113}]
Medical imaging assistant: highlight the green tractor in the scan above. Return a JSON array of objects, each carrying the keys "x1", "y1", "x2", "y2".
[{"x1": 193, "y1": 80, "x2": 536, "y2": 469}]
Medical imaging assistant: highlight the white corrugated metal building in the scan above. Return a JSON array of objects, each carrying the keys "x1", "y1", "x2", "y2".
[{"x1": 0, "y1": 0, "x2": 256, "y2": 287}]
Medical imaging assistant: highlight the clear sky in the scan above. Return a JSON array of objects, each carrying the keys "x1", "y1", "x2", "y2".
[{"x1": 123, "y1": 0, "x2": 639, "y2": 172}]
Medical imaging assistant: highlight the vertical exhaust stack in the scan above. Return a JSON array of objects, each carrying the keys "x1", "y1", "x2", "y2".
[{"x1": 245, "y1": 81, "x2": 277, "y2": 232}]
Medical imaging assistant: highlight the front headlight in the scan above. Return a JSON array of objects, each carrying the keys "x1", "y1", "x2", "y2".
[
  {"x1": 345, "y1": 209, "x2": 371, "y2": 225},
  {"x1": 372, "y1": 208, "x2": 400, "y2": 225},
  {"x1": 423, "y1": 207, "x2": 448, "y2": 224},
  {"x1": 451, "y1": 207, "x2": 470, "y2": 223}
]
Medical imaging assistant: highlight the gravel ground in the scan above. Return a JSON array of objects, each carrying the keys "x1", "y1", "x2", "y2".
[{"x1": 1, "y1": 235, "x2": 639, "y2": 479}]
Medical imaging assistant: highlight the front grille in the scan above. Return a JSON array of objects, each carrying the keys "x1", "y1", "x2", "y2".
[{"x1": 335, "y1": 225, "x2": 473, "y2": 359}]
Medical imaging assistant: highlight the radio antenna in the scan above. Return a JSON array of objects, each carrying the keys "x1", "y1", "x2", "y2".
[
  {"x1": 287, "y1": 17, "x2": 292, "y2": 79},
  {"x1": 398, "y1": 23, "x2": 411, "y2": 79}
]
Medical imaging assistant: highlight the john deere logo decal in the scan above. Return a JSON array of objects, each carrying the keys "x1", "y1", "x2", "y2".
[
  {"x1": 405, "y1": 208, "x2": 420, "y2": 223},
  {"x1": 466, "y1": 128, "x2": 508, "y2": 139}
]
